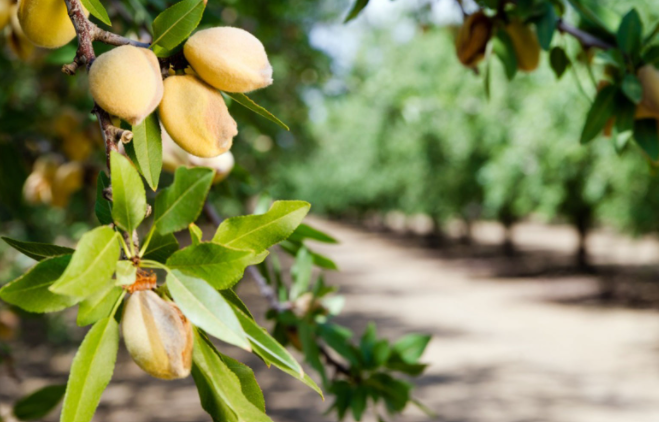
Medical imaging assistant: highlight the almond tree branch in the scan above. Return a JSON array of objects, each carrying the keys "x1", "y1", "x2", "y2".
[
  {"x1": 556, "y1": 19, "x2": 615, "y2": 50},
  {"x1": 62, "y1": 0, "x2": 146, "y2": 172}
]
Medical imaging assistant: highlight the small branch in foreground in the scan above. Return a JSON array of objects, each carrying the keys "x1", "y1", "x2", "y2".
[
  {"x1": 557, "y1": 19, "x2": 615, "y2": 50},
  {"x1": 319, "y1": 344, "x2": 351, "y2": 377}
]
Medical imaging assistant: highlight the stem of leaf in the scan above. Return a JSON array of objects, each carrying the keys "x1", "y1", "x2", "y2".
[
  {"x1": 118, "y1": 232, "x2": 132, "y2": 258},
  {"x1": 139, "y1": 226, "x2": 156, "y2": 257},
  {"x1": 110, "y1": 291, "x2": 126, "y2": 317},
  {"x1": 140, "y1": 259, "x2": 169, "y2": 271}
]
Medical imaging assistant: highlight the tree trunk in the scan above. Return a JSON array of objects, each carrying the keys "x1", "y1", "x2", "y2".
[{"x1": 574, "y1": 211, "x2": 593, "y2": 273}]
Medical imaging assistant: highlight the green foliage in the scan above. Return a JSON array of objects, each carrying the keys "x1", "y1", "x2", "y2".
[
  {"x1": 167, "y1": 269, "x2": 250, "y2": 350},
  {"x1": 79, "y1": 0, "x2": 111, "y2": 26},
  {"x1": 13, "y1": 384, "x2": 66, "y2": 421},
  {"x1": 76, "y1": 284, "x2": 124, "y2": 326},
  {"x1": 126, "y1": 115, "x2": 163, "y2": 191},
  {"x1": 153, "y1": 167, "x2": 214, "y2": 234},
  {"x1": 0, "y1": 256, "x2": 78, "y2": 313},
  {"x1": 166, "y1": 243, "x2": 263, "y2": 289},
  {"x1": 110, "y1": 152, "x2": 147, "y2": 234},
  {"x1": 95, "y1": 172, "x2": 113, "y2": 226},
  {"x1": 151, "y1": 0, "x2": 206, "y2": 54},
  {"x1": 141, "y1": 231, "x2": 179, "y2": 263},
  {"x1": 61, "y1": 317, "x2": 119, "y2": 422},
  {"x1": 223, "y1": 93, "x2": 290, "y2": 131},
  {"x1": 1, "y1": 237, "x2": 74, "y2": 261},
  {"x1": 191, "y1": 331, "x2": 271, "y2": 422},
  {"x1": 213, "y1": 200, "x2": 310, "y2": 251},
  {"x1": 49, "y1": 226, "x2": 120, "y2": 299}
]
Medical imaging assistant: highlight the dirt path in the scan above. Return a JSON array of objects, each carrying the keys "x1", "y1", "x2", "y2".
[{"x1": 2, "y1": 218, "x2": 659, "y2": 422}]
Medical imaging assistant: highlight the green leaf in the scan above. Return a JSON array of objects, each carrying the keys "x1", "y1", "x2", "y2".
[
  {"x1": 167, "y1": 270, "x2": 251, "y2": 350},
  {"x1": 192, "y1": 331, "x2": 272, "y2": 422},
  {"x1": 79, "y1": 0, "x2": 111, "y2": 26},
  {"x1": 351, "y1": 386, "x2": 368, "y2": 421},
  {"x1": 125, "y1": 114, "x2": 162, "y2": 191},
  {"x1": 298, "y1": 321, "x2": 327, "y2": 386},
  {"x1": 288, "y1": 223, "x2": 338, "y2": 244},
  {"x1": 617, "y1": 8, "x2": 643, "y2": 57},
  {"x1": 595, "y1": 49, "x2": 625, "y2": 68},
  {"x1": 493, "y1": 29, "x2": 517, "y2": 81},
  {"x1": 60, "y1": 317, "x2": 119, "y2": 422},
  {"x1": 0, "y1": 256, "x2": 78, "y2": 313},
  {"x1": 153, "y1": 166, "x2": 214, "y2": 234},
  {"x1": 213, "y1": 200, "x2": 310, "y2": 252},
  {"x1": 614, "y1": 94, "x2": 636, "y2": 150},
  {"x1": 535, "y1": 2, "x2": 556, "y2": 51},
  {"x1": 167, "y1": 243, "x2": 265, "y2": 289},
  {"x1": 151, "y1": 0, "x2": 205, "y2": 52},
  {"x1": 189, "y1": 223, "x2": 203, "y2": 245},
  {"x1": 392, "y1": 334, "x2": 431, "y2": 364},
  {"x1": 344, "y1": 0, "x2": 369, "y2": 23},
  {"x1": 549, "y1": 47, "x2": 570, "y2": 79},
  {"x1": 95, "y1": 171, "x2": 113, "y2": 226},
  {"x1": 13, "y1": 384, "x2": 66, "y2": 421},
  {"x1": 49, "y1": 226, "x2": 120, "y2": 299},
  {"x1": 290, "y1": 247, "x2": 313, "y2": 300},
  {"x1": 229, "y1": 303, "x2": 304, "y2": 377},
  {"x1": 622, "y1": 73, "x2": 643, "y2": 104},
  {"x1": 220, "y1": 289, "x2": 254, "y2": 320},
  {"x1": 634, "y1": 119, "x2": 659, "y2": 160},
  {"x1": 369, "y1": 373, "x2": 412, "y2": 413},
  {"x1": 114, "y1": 260, "x2": 137, "y2": 286},
  {"x1": 142, "y1": 231, "x2": 179, "y2": 263},
  {"x1": 110, "y1": 151, "x2": 147, "y2": 234},
  {"x1": 223, "y1": 92, "x2": 290, "y2": 131},
  {"x1": 1, "y1": 237, "x2": 74, "y2": 261},
  {"x1": 219, "y1": 352, "x2": 266, "y2": 412},
  {"x1": 360, "y1": 323, "x2": 390, "y2": 370},
  {"x1": 642, "y1": 46, "x2": 659, "y2": 67},
  {"x1": 580, "y1": 85, "x2": 618, "y2": 144},
  {"x1": 318, "y1": 323, "x2": 360, "y2": 367},
  {"x1": 77, "y1": 284, "x2": 124, "y2": 327},
  {"x1": 280, "y1": 240, "x2": 339, "y2": 270}
]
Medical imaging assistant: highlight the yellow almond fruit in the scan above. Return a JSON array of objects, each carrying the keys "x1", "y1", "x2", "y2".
[
  {"x1": 0, "y1": 0, "x2": 11, "y2": 31},
  {"x1": 159, "y1": 75, "x2": 237, "y2": 158},
  {"x1": 122, "y1": 291, "x2": 193, "y2": 380},
  {"x1": 455, "y1": 11, "x2": 492, "y2": 68},
  {"x1": 51, "y1": 162, "x2": 83, "y2": 208},
  {"x1": 184, "y1": 27, "x2": 273, "y2": 93},
  {"x1": 6, "y1": 5, "x2": 35, "y2": 61},
  {"x1": 23, "y1": 172, "x2": 52, "y2": 205},
  {"x1": 637, "y1": 65, "x2": 659, "y2": 119},
  {"x1": 189, "y1": 151, "x2": 235, "y2": 184},
  {"x1": 89, "y1": 45, "x2": 164, "y2": 126},
  {"x1": 505, "y1": 19, "x2": 540, "y2": 72},
  {"x1": 18, "y1": 0, "x2": 88, "y2": 48}
]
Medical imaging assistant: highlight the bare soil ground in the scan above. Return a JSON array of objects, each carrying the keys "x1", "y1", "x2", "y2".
[{"x1": 3, "y1": 218, "x2": 659, "y2": 422}]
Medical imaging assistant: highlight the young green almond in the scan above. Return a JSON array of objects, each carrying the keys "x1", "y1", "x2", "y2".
[
  {"x1": 159, "y1": 75, "x2": 237, "y2": 158},
  {"x1": 18, "y1": 0, "x2": 88, "y2": 48},
  {"x1": 122, "y1": 290, "x2": 193, "y2": 380},
  {"x1": 184, "y1": 27, "x2": 273, "y2": 93},
  {"x1": 89, "y1": 45, "x2": 164, "y2": 126}
]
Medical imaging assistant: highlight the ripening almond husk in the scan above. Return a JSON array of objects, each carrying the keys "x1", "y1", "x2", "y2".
[
  {"x1": 159, "y1": 75, "x2": 237, "y2": 158},
  {"x1": 18, "y1": 0, "x2": 88, "y2": 48},
  {"x1": 184, "y1": 27, "x2": 273, "y2": 93},
  {"x1": 122, "y1": 291, "x2": 193, "y2": 380},
  {"x1": 455, "y1": 11, "x2": 492, "y2": 68},
  {"x1": 637, "y1": 65, "x2": 659, "y2": 119},
  {"x1": 89, "y1": 46, "x2": 163, "y2": 126},
  {"x1": 505, "y1": 19, "x2": 540, "y2": 72}
]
